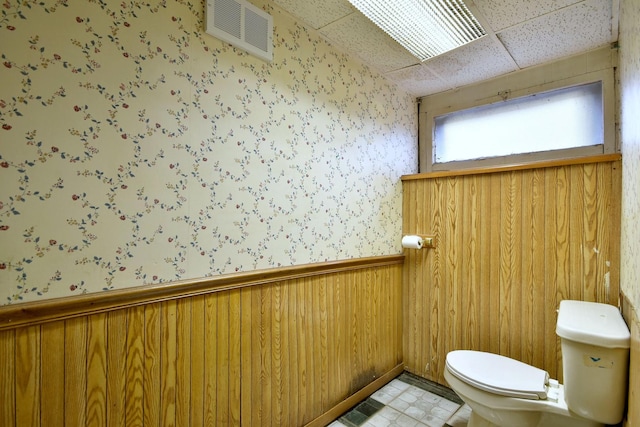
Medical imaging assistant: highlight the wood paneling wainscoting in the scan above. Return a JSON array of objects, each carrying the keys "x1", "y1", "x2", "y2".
[
  {"x1": 402, "y1": 155, "x2": 622, "y2": 385},
  {"x1": 0, "y1": 255, "x2": 404, "y2": 427}
]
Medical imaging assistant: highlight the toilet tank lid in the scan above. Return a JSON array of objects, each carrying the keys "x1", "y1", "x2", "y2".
[{"x1": 556, "y1": 300, "x2": 630, "y2": 349}]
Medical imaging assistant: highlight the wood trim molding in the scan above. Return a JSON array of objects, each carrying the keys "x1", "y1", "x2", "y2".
[
  {"x1": 402, "y1": 153, "x2": 622, "y2": 181},
  {"x1": 0, "y1": 254, "x2": 404, "y2": 330}
]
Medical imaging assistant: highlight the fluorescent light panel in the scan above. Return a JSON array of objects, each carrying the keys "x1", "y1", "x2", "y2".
[{"x1": 348, "y1": 0, "x2": 485, "y2": 61}]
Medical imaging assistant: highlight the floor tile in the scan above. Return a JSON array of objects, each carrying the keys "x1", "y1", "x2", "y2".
[{"x1": 336, "y1": 374, "x2": 468, "y2": 427}]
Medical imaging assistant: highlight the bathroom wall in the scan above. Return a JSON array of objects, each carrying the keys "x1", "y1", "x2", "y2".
[
  {"x1": 401, "y1": 156, "x2": 622, "y2": 384},
  {"x1": 0, "y1": 0, "x2": 417, "y2": 304},
  {"x1": 0, "y1": 257, "x2": 404, "y2": 427},
  {"x1": 618, "y1": 0, "x2": 640, "y2": 424}
]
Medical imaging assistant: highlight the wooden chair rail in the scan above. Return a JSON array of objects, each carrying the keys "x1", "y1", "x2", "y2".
[{"x1": 0, "y1": 254, "x2": 404, "y2": 330}]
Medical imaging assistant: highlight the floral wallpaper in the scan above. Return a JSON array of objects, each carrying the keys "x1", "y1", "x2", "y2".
[
  {"x1": 619, "y1": 0, "x2": 640, "y2": 311},
  {"x1": 0, "y1": 0, "x2": 417, "y2": 304}
]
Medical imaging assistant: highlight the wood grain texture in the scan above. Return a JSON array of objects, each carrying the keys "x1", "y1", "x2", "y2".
[
  {"x1": 0, "y1": 257, "x2": 403, "y2": 427},
  {"x1": 40, "y1": 322, "x2": 64, "y2": 427},
  {"x1": 402, "y1": 158, "x2": 622, "y2": 384},
  {"x1": 0, "y1": 255, "x2": 403, "y2": 331}
]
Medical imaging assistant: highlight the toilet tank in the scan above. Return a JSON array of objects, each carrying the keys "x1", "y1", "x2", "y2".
[{"x1": 556, "y1": 300, "x2": 630, "y2": 425}]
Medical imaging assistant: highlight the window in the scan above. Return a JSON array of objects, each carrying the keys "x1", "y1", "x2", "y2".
[
  {"x1": 433, "y1": 82, "x2": 603, "y2": 164},
  {"x1": 418, "y1": 48, "x2": 617, "y2": 173}
]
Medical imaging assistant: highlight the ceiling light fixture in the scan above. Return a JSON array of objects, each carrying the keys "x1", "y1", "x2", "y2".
[{"x1": 347, "y1": 0, "x2": 486, "y2": 61}]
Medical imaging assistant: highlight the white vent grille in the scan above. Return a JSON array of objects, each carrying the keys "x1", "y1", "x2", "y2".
[{"x1": 206, "y1": 0, "x2": 273, "y2": 62}]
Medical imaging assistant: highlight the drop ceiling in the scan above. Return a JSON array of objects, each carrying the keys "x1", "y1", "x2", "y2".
[{"x1": 271, "y1": 0, "x2": 619, "y2": 97}]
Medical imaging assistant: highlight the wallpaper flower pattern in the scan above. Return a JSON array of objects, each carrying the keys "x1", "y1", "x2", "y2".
[
  {"x1": 619, "y1": 0, "x2": 640, "y2": 310},
  {"x1": 0, "y1": 0, "x2": 417, "y2": 304}
]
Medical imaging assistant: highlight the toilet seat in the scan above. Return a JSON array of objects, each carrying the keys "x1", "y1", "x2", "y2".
[{"x1": 446, "y1": 350, "x2": 549, "y2": 400}]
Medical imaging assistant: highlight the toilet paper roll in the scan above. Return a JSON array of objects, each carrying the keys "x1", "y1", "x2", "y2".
[{"x1": 402, "y1": 235, "x2": 423, "y2": 249}]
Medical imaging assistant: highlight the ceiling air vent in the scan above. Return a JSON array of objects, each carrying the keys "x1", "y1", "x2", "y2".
[{"x1": 205, "y1": 0, "x2": 273, "y2": 62}]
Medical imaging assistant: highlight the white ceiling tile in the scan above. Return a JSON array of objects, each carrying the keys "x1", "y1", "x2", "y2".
[
  {"x1": 319, "y1": 13, "x2": 420, "y2": 74},
  {"x1": 473, "y1": 0, "x2": 582, "y2": 32},
  {"x1": 384, "y1": 64, "x2": 451, "y2": 97},
  {"x1": 497, "y1": 0, "x2": 614, "y2": 68},
  {"x1": 420, "y1": 35, "x2": 518, "y2": 91},
  {"x1": 272, "y1": 0, "x2": 355, "y2": 29}
]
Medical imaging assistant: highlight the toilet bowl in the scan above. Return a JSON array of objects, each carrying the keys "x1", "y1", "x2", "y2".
[
  {"x1": 444, "y1": 300, "x2": 630, "y2": 427},
  {"x1": 444, "y1": 351, "x2": 600, "y2": 427}
]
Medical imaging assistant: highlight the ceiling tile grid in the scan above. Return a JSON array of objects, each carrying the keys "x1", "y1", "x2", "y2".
[
  {"x1": 472, "y1": 0, "x2": 584, "y2": 32},
  {"x1": 384, "y1": 64, "x2": 452, "y2": 95},
  {"x1": 496, "y1": 0, "x2": 616, "y2": 68},
  {"x1": 318, "y1": 12, "x2": 420, "y2": 73},
  {"x1": 420, "y1": 35, "x2": 519, "y2": 91},
  {"x1": 271, "y1": 0, "x2": 355, "y2": 29},
  {"x1": 268, "y1": 0, "x2": 618, "y2": 96}
]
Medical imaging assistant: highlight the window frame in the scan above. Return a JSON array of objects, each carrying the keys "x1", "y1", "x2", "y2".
[{"x1": 418, "y1": 51, "x2": 617, "y2": 173}]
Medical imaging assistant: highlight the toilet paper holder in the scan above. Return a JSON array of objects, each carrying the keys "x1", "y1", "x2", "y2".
[{"x1": 402, "y1": 234, "x2": 435, "y2": 249}]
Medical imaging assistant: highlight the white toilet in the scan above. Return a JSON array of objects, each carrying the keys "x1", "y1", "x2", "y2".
[{"x1": 444, "y1": 300, "x2": 630, "y2": 427}]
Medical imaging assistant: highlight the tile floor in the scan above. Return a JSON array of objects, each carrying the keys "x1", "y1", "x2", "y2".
[{"x1": 329, "y1": 372, "x2": 472, "y2": 427}]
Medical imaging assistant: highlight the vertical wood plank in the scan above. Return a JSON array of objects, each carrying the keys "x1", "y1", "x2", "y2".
[
  {"x1": 64, "y1": 317, "x2": 87, "y2": 427},
  {"x1": 0, "y1": 329, "x2": 15, "y2": 427},
  {"x1": 555, "y1": 166, "x2": 571, "y2": 376},
  {"x1": 270, "y1": 281, "x2": 283, "y2": 426},
  {"x1": 308, "y1": 275, "x2": 320, "y2": 420},
  {"x1": 204, "y1": 294, "x2": 218, "y2": 426},
  {"x1": 229, "y1": 289, "x2": 241, "y2": 427},
  {"x1": 447, "y1": 176, "x2": 462, "y2": 356},
  {"x1": 65, "y1": 317, "x2": 87, "y2": 427},
  {"x1": 569, "y1": 165, "x2": 585, "y2": 301},
  {"x1": 488, "y1": 173, "x2": 501, "y2": 356},
  {"x1": 190, "y1": 296, "x2": 205, "y2": 427},
  {"x1": 87, "y1": 313, "x2": 108, "y2": 427},
  {"x1": 520, "y1": 170, "x2": 534, "y2": 365},
  {"x1": 258, "y1": 284, "x2": 272, "y2": 426},
  {"x1": 463, "y1": 175, "x2": 480, "y2": 350},
  {"x1": 318, "y1": 275, "x2": 329, "y2": 412},
  {"x1": 499, "y1": 172, "x2": 515, "y2": 356},
  {"x1": 217, "y1": 292, "x2": 230, "y2": 426},
  {"x1": 292, "y1": 278, "x2": 302, "y2": 426},
  {"x1": 175, "y1": 299, "x2": 191, "y2": 427},
  {"x1": 478, "y1": 174, "x2": 492, "y2": 354},
  {"x1": 543, "y1": 167, "x2": 559, "y2": 379},
  {"x1": 430, "y1": 178, "x2": 444, "y2": 381},
  {"x1": 414, "y1": 179, "x2": 426, "y2": 371},
  {"x1": 326, "y1": 274, "x2": 337, "y2": 404},
  {"x1": 240, "y1": 288, "x2": 253, "y2": 427},
  {"x1": 160, "y1": 300, "x2": 177, "y2": 427},
  {"x1": 15, "y1": 325, "x2": 40, "y2": 427},
  {"x1": 596, "y1": 162, "x2": 616, "y2": 305},
  {"x1": 555, "y1": 166, "x2": 571, "y2": 303},
  {"x1": 143, "y1": 303, "x2": 161, "y2": 427},
  {"x1": 530, "y1": 168, "x2": 546, "y2": 370},
  {"x1": 277, "y1": 281, "x2": 290, "y2": 426},
  {"x1": 510, "y1": 172, "x2": 522, "y2": 360},
  {"x1": 125, "y1": 306, "x2": 144, "y2": 427},
  {"x1": 106, "y1": 310, "x2": 127, "y2": 427},
  {"x1": 40, "y1": 322, "x2": 65, "y2": 427},
  {"x1": 582, "y1": 163, "x2": 599, "y2": 302}
]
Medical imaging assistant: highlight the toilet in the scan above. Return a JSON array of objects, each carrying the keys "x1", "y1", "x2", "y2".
[{"x1": 444, "y1": 300, "x2": 631, "y2": 427}]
